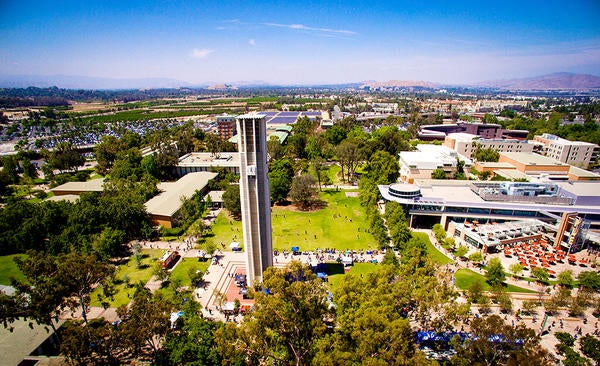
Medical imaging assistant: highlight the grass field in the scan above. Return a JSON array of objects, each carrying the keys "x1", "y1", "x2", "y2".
[
  {"x1": 0, "y1": 254, "x2": 27, "y2": 285},
  {"x1": 412, "y1": 232, "x2": 453, "y2": 265},
  {"x1": 90, "y1": 249, "x2": 164, "y2": 307},
  {"x1": 454, "y1": 269, "x2": 535, "y2": 293},
  {"x1": 168, "y1": 258, "x2": 210, "y2": 288},
  {"x1": 200, "y1": 211, "x2": 244, "y2": 251},
  {"x1": 203, "y1": 190, "x2": 376, "y2": 253},
  {"x1": 271, "y1": 190, "x2": 376, "y2": 252},
  {"x1": 326, "y1": 262, "x2": 380, "y2": 290}
]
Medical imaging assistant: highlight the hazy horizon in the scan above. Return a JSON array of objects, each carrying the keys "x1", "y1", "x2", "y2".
[{"x1": 1, "y1": 0, "x2": 599, "y2": 86}]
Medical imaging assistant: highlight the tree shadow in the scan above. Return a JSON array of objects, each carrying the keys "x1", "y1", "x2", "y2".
[{"x1": 325, "y1": 262, "x2": 345, "y2": 276}]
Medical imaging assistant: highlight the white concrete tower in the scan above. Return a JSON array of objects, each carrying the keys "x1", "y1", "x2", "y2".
[{"x1": 236, "y1": 113, "x2": 273, "y2": 286}]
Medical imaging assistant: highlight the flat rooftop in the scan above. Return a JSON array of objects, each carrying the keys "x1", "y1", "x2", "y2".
[
  {"x1": 46, "y1": 194, "x2": 80, "y2": 203},
  {"x1": 177, "y1": 152, "x2": 240, "y2": 167},
  {"x1": 500, "y1": 152, "x2": 569, "y2": 166},
  {"x1": 555, "y1": 181, "x2": 600, "y2": 197},
  {"x1": 50, "y1": 178, "x2": 104, "y2": 194},
  {"x1": 145, "y1": 172, "x2": 218, "y2": 217},
  {"x1": 475, "y1": 162, "x2": 516, "y2": 169},
  {"x1": 381, "y1": 180, "x2": 600, "y2": 214},
  {"x1": 447, "y1": 132, "x2": 477, "y2": 141},
  {"x1": 569, "y1": 166, "x2": 600, "y2": 179},
  {"x1": 494, "y1": 169, "x2": 529, "y2": 180}
]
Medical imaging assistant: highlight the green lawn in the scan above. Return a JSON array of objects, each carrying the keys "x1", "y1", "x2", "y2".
[
  {"x1": 169, "y1": 258, "x2": 210, "y2": 287},
  {"x1": 327, "y1": 164, "x2": 343, "y2": 185},
  {"x1": 200, "y1": 211, "x2": 244, "y2": 251},
  {"x1": 90, "y1": 249, "x2": 164, "y2": 307},
  {"x1": 202, "y1": 190, "x2": 376, "y2": 253},
  {"x1": 454, "y1": 269, "x2": 535, "y2": 293},
  {"x1": 0, "y1": 254, "x2": 27, "y2": 285},
  {"x1": 271, "y1": 190, "x2": 376, "y2": 252},
  {"x1": 326, "y1": 262, "x2": 380, "y2": 290},
  {"x1": 412, "y1": 232, "x2": 453, "y2": 265}
]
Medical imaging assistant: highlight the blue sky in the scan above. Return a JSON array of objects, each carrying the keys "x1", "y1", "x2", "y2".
[{"x1": 1, "y1": 0, "x2": 599, "y2": 85}]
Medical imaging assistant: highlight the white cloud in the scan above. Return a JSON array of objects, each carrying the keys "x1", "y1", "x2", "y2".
[
  {"x1": 249, "y1": 39, "x2": 256, "y2": 46},
  {"x1": 263, "y1": 22, "x2": 357, "y2": 37},
  {"x1": 191, "y1": 48, "x2": 214, "y2": 59}
]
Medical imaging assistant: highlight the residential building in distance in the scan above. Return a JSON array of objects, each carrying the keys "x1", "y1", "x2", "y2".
[
  {"x1": 217, "y1": 115, "x2": 237, "y2": 141},
  {"x1": 399, "y1": 144, "x2": 471, "y2": 183},
  {"x1": 236, "y1": 113, "x2": 273, "y2": 286},
  {"x1": 533, "y1": 133, "x2": 599, "y2": 168},
  {"x1": 418, "y1": 122, "x2": 529, "y2": 141},
  {"x1": 444, "y1": 132, "x2": 535, "y2": 159}
]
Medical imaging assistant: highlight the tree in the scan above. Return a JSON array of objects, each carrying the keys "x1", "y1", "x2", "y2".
[
  {"x1": 432, "y1": 223, "x2": 446, "y2": 243},
  {"x1": 227, "y1": 262, "x2": 330, "y2": 366},
  {"x1": 58, "y1": 252, "x2": 114, "y2": 325},
  {"x1": 223, "y1": 184, "x2": 241, "y2": 218},
  {"x1": 431, "y1": 168, "x2": 447, "y2": 179},
  {"x1": 60, "y1": 318, "x2": 119, "y2": 365},
  {"x1": 555, "y1": 332, "x2": 591, "y2": 366},
  {"x1": 557, "y1": 270, "x2": 575, "y2": 288},
  {"x1": 311, "y1": 157, "x2": 330, "y2": 191},
  {"x1": 159, "y1": 312, "x2": 222, "y2": 365},
  {"x1": 117, "y1": 286, "x2": 172, "y2": 358},
  {"x1": 93, "y1": 227, "x2": 126, "y2": 260},
  {"x1": 469, "y1": 251, "x2": 484, "y2": 263},
  {"x1": 21, "y1": 157, "x2": 38, "y2": 180},
  {"x1": 577, "y1": 271, "x2": 600, "y2": 291},
  {"x1": 1, "y1": 251, "x2": 68, "y2": 336},
  {"x1": 451, "y1": 315, "x2": 551, "y2": 365},
  {"x1": 473, "y1": 146, "x2": 500, "y2": 162},
  {"x1": 267, "y1": 135, "x2": 285, "y2": 161},
  {"x1": 94, "y1": 135, "x2": 121, "y2": 175},
  {"x1": 314, "y1": 263, "x2": 441, "y2": 365},
  {"x1": 579, "y1": 334, "x2": 600, "y2": 365},
  {"x1": 455, "y1": 245, "x2": 469, "y2": 259},
  {"x1": 364, "y1": 150, "x2": 400, "y2": 184},
  {"x1": 1, "y1": 155, "x2": 20, "y2": 184},
  {"x1": 467, "y1": 280, "x2": 484, "y2": 303},
  {"x1": 335, "y1": 141, "x2": 359, "y2": 183},
  {"x1": 509, "y1": 263, "x2": 525, "y2": 277},
  {"x1": 531, "y1": 267, "x2": 549, "y2": 283},
  {"x1": 485, "y1": 257, "x2": 506, "y2": 286},
  {"x1": 289, "y1": 174, "x2": 318, "y2": 210},
  {"x1": 46, "y1": 141, "x2": 85, "y2": 173}
]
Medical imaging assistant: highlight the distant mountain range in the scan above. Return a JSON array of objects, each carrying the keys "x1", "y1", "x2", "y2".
[
  {"x1": 476, "y1": 72, "x2": 600, "y2": 90},
  {"x1": 0, "y1": 74, "x2": 195, "y2": 90},
  {"x1": 1, "y1": 72, "x2": 599, "y2": 91},
  {"x1": 359, "y1": 80, "x2": 438, "y2": 89}
]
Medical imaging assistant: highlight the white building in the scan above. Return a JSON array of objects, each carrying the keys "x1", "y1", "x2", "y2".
[
  {"x1": 444, "y1": 132, "x2": 535, "y2": 159},
  {"x1": 399, "y1": 144, "x2": 471, "y2": 183},
  {"x1": 533, "y1": 133, "x2": 600, "y2": 169}
]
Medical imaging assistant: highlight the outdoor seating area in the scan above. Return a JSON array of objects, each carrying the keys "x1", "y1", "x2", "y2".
[{"x1": 502, "y1": 236, "x2": 593, "y2": 277}]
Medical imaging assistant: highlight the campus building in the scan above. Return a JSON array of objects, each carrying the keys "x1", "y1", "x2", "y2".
[
  {"x1": 418, "y1": 122, "x2": 529, "y2": 141},
  {"x1": 399, "y1": 144, "x2": 471, "y2": 183},
  {"x1": 236, "y1": 113, "x2": 273, "y2": 286},
  {"x1": 144, "y1": 172, "x2": 217, "y2": 228},
  {"x1": 533, "y1": 133, "x2": 600, "y2": 169},
  {"x1": 378, "y1": 180, "x2": 600, "y2": 245},
  {"x1": 176, "y1": 152, "x2": 241, "y2": 177},
  {"x1": 217, "y1": 115, "x2": 237, "y2": 141},
  {"x1": 444, "y1": 132, "x2": 535, "y2": 159}
]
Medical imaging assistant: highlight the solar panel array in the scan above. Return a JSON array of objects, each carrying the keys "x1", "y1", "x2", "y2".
[{"x1": 262, "y1": 111, "x2": 322, "y2": 124}]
